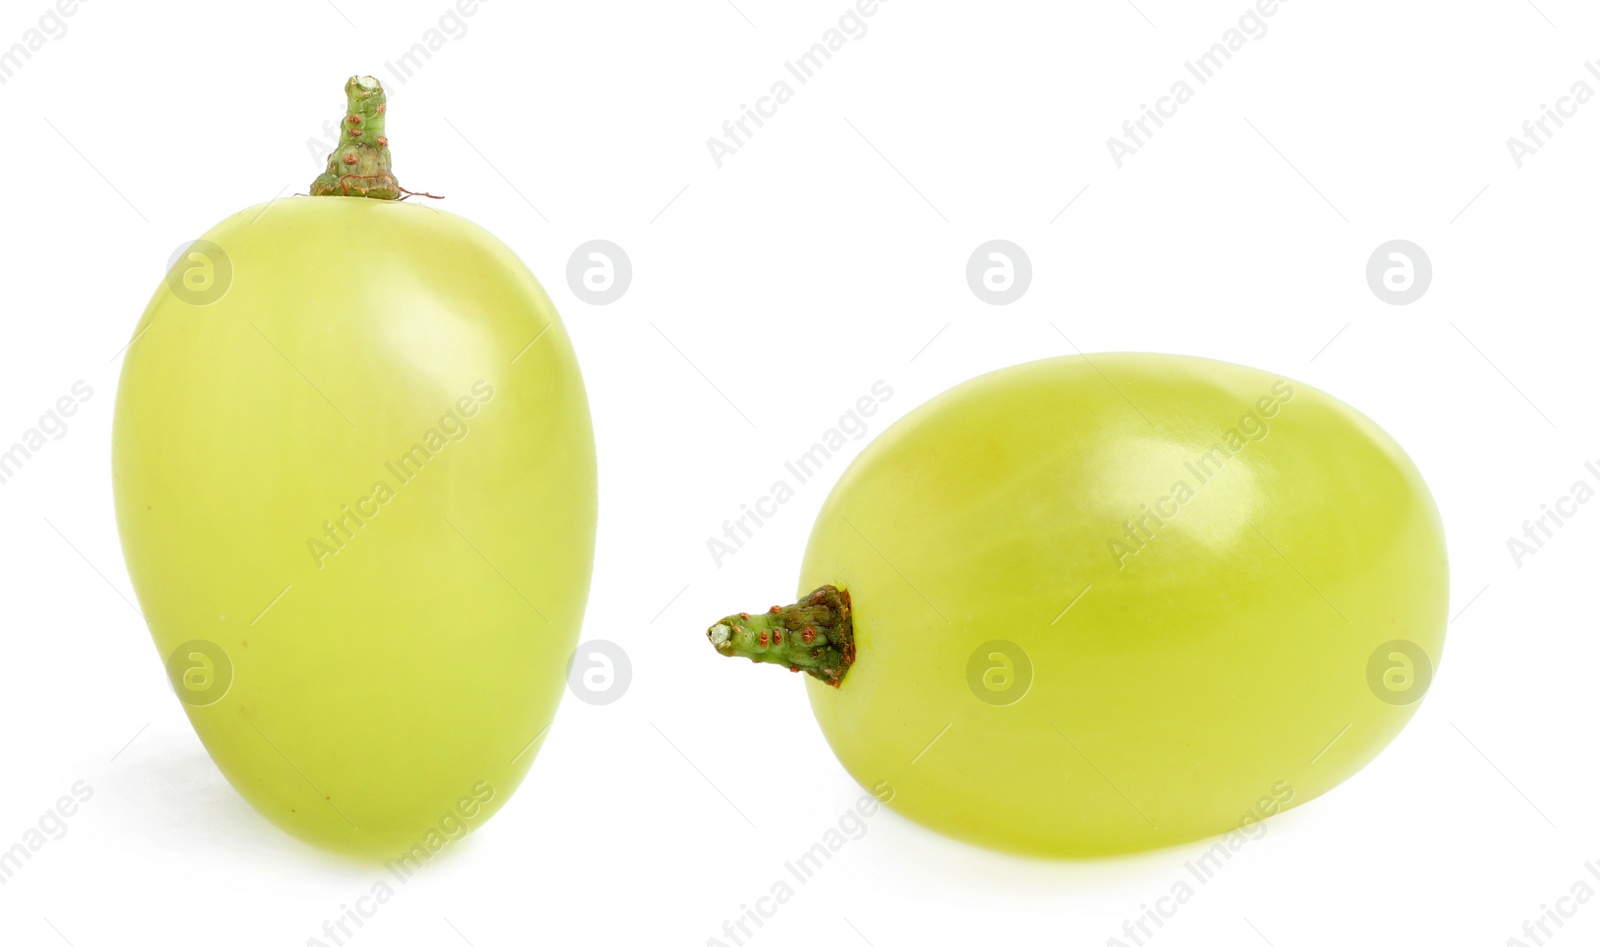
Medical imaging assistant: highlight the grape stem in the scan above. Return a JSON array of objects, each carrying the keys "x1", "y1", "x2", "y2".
[
  {"x1": 706, "y1": 585, "x2": 854, "y2": 687},
  {"x1": 310, "y1": 75, "x2": 441, "y2": 201}
]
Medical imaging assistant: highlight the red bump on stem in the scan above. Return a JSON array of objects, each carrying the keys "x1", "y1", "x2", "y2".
[{"x1": 703, "y1": 585, "x2": 854, "y2": 687}]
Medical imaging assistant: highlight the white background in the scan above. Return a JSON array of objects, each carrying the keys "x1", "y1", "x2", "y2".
[{"x1": 0, "y1": 1, "x2": 1596, "y2": 945}]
